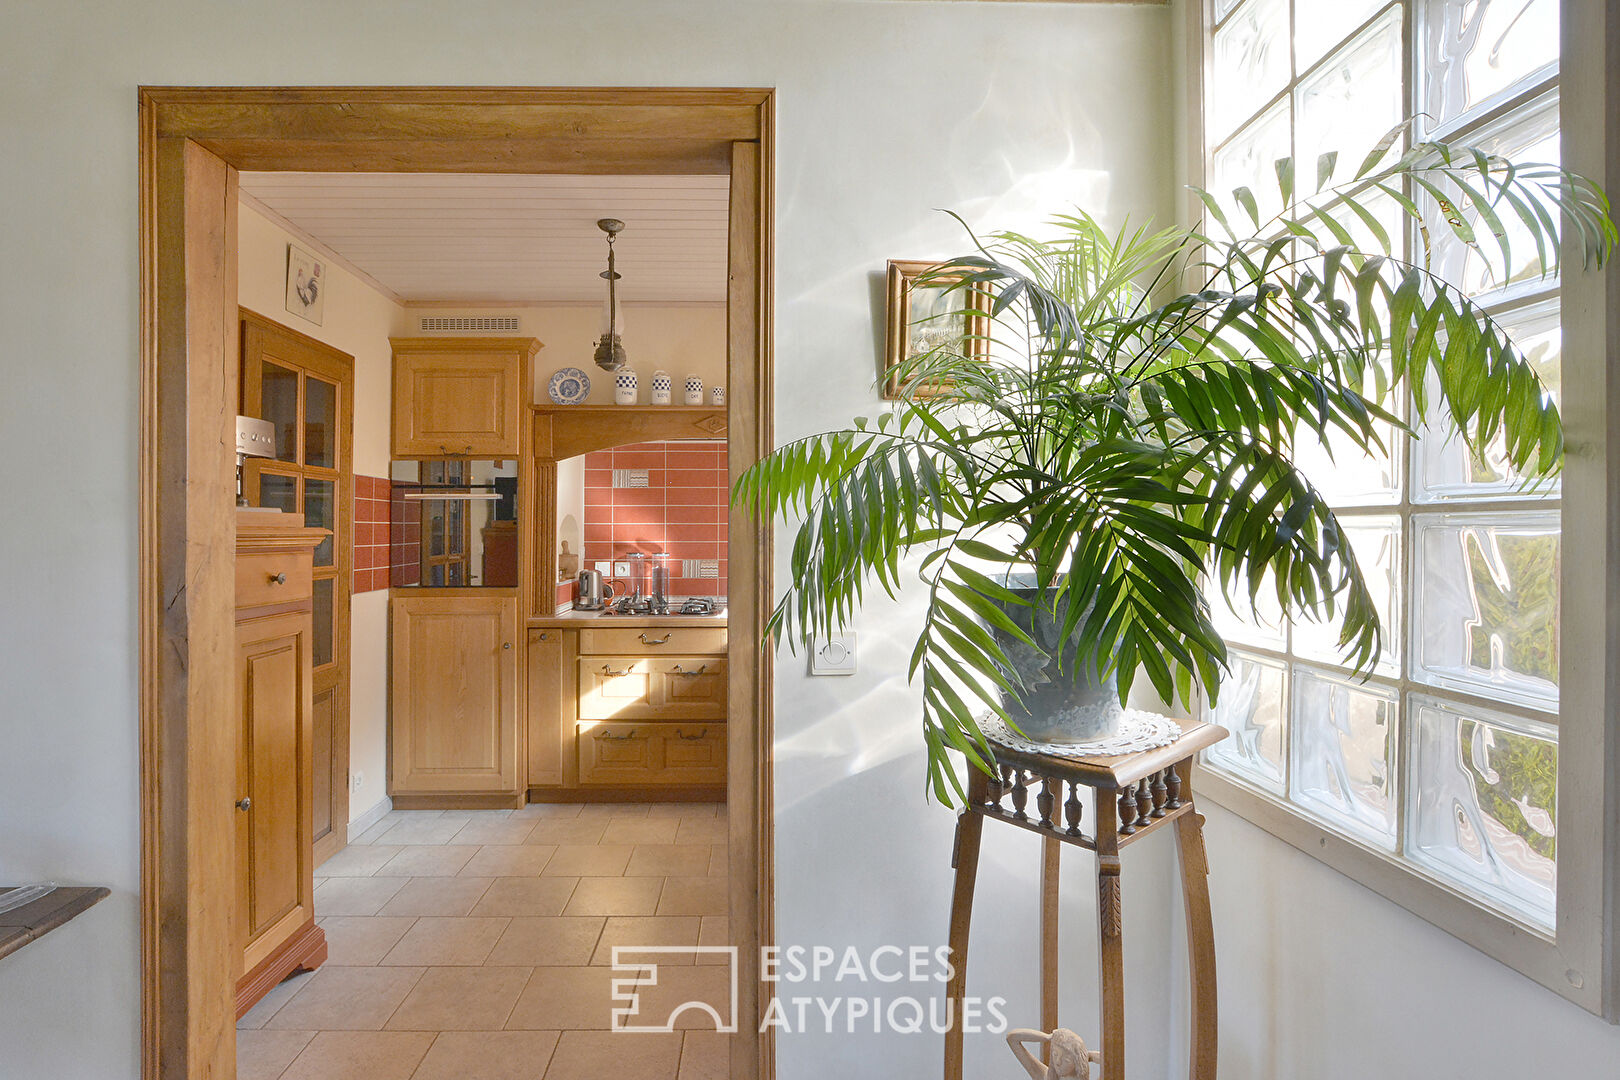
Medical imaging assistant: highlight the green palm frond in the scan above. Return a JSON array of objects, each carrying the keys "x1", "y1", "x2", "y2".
[{"x1": 737, "y1": 135, "x2": 1614, "y2": 805}]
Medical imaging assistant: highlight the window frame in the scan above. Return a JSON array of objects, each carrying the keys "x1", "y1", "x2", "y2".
[{"x1": 1180, "y1": 0, "x2": 1620, "y2": 1018}]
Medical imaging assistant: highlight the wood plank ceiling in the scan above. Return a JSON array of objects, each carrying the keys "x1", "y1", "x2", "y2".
[{"x1": 236, "y1": 172, "x2": 731, "y2": 304}]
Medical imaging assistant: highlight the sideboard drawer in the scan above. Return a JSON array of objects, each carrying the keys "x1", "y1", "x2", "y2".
[
  {"x1": 577, "y1": 627, "x2": 727, "y2": 656},
  {"x1": 578, "y1": 656, "x2": 728, "y2": 721},
  {"x1": 236, "y1": 550, "x2": 314, "y2": 608},
  {"x1": 578, "y1": 722, "x2": 726, "y2": 786}
]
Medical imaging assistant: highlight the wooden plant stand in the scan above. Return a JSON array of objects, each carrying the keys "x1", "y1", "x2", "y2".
[{"x1": 943, "y1": 720, "x2": 1228, "y2": 1080}]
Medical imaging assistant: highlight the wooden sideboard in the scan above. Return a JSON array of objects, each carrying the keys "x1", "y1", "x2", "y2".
[{"x1": 234, "y1": 509, "x2": 328, "y2": 1016}]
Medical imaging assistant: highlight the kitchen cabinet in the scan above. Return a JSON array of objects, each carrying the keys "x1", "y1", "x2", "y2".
[
  {"x1": 390, "y1": 337, "x2": 540, "y2": 458},
  {"x1": 234, "y1": 510, "x2": 327, "y2": 1017},
  {"x1": 525, "y1": 627, "x2": 571, "y2": 788},
  {"x1": 390, "y1": 594, "x2": 523, "y2": 803}
]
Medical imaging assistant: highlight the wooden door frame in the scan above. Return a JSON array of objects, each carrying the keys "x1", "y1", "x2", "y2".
[{"x1": 138, "y1": 87, "x2": 776, "y2": 1080}]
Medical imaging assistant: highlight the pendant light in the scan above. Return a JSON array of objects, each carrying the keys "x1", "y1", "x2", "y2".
[{"x1": 592, "y1": 218, "x2": 628, "y2": 370}]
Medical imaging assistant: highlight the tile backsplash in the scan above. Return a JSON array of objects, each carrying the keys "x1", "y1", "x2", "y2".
[
  {"x1": 583, "y1": 440, "x2": 728, "y2": 597},
  {"x1": 353, "y1": 474, "x2": 393, "y2": 593}
]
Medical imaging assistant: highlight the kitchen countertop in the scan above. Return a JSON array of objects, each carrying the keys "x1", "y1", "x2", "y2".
[{"x1": 528, "y1": 608, "x2": 728, "y2": 629}]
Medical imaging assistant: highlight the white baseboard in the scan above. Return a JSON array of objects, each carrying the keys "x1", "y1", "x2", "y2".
[{"x1": 348, "y1": 795, "x2": 393, "y2": 835}]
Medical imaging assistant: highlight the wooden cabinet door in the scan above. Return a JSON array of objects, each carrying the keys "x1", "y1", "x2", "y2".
[
  {"x1": 392, "y1": 347, "x2": 521, "y2": 457},
  {"x1": 525, "y1": 628, "x2": 570, "y2": 788},
  {"x1": 578, "y1": 656, "x2": 728, "y2": 721},
  {"x1": 391, "y1": 595, "x2": 521, "y2": 794},
  {"x1": 236, "y1": 610, "x2": 316, "y2": 979}
]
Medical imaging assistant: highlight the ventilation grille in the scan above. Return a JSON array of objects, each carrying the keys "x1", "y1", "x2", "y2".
[
  {"x1": 682, "y1": 559, "x2": 720, "y2": 579},
  {"x1": 612, "y1": 469, "x2": 650, "y2": 489},
  {"x1": 417, "y1": 316, "x2": 521, "y2": 333}
]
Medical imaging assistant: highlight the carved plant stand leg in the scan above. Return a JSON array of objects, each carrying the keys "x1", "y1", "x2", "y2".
[
  {"x1": 1096, "y1": 796, "x2": 1126, "y2": 1080},
  {"x1": 1175, "y1": 798, "x2": 1218, "y2": 1080},
  {"x1": 944, "y1": 768, "x2": 988, "y2": 1080}
]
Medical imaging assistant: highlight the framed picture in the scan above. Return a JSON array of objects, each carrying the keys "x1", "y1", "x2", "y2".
[
  {"x1": 883, "y1": 259, "x2": 990, "y2": 400},
  {"x1": 284, "y1": 242, "x2": 326, "y2": 326}
]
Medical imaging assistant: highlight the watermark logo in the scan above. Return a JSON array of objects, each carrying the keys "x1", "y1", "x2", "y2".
[{"x1": 610, "y1": 946, "x2": 741, "y2": 1033}]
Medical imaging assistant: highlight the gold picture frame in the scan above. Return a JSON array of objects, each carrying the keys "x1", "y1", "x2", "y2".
[{"x1": 883, "y1": 259, "x2": 991, "y2": 400}]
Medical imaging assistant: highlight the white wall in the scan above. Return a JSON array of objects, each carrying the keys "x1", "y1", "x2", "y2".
[{"x1": 237, "y1": 202, "x2": 404, "y2": 826}]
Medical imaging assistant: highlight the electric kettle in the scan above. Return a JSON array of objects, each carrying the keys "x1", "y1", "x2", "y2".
[{"x1": 576, "y1": 568, "x2": 615, "y2": 611}]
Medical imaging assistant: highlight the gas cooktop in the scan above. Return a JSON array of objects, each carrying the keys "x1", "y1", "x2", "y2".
[{"x1": 598, "y1": 597, "x2": 724, "y2": 617}]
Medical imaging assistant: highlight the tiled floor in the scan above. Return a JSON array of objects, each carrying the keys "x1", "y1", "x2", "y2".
[{"x1": 238, "y1": 803, "x2": 731, "y2": 1080}]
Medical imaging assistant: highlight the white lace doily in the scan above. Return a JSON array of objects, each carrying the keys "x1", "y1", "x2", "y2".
[{"x1": 979, "y1": 710, "x2": 1182, "y2": 759}]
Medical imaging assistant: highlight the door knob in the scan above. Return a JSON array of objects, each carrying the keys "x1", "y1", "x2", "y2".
[
  {"x1": 268, "y1": 572, "x2": 286, "y2": 585},
  {"x1": 235, "y1": 797, "x2": 252, "y2": 812}
]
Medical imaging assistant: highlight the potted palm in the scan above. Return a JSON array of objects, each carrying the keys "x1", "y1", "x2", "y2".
[{"x1": 737, "y1": 135, "x2": 1613, "y2": 803}]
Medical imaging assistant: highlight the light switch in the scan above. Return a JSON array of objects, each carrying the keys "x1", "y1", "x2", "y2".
[{"x1": 810, "y1": 632, "x2": 857, "y2": 676}]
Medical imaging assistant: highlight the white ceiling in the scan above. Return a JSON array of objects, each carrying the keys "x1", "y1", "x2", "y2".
[{"x1": 237, "y1": 172, "x2": 731, "y2": 304}]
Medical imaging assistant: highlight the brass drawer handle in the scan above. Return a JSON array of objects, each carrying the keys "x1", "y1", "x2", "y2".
[
  {"x1": 672, "y1": 664, "x2": 708, "y2": 677},
  {"x1": 602, "y1": 664, "x2": 632, "y2": 677},
  {"x1": 639, "y1": 633, "x2": 671, "y2": 645},
  {"x1": 597, "y1": 729, "x2": 641, "y2": 741},
  {"x1": 675, "y1": 728, "x2": 708, "y2": 741},
  {"x1": 267, "y1": 572, "x2": 287, "y2": 585}
]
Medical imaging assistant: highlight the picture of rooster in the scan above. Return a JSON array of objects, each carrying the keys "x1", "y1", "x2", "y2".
[{"x1": 284, "y1": 243, "x2": 327, "y2": 325}]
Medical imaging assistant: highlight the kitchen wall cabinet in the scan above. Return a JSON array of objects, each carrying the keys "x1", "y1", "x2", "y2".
[
  {"x1": 390, "y1": 594, "x2": 523, "y2": 803},
  {"x1": 390, "y1": 337, "x2": 540, "y2": 458},
  {"x1": 234, "y1": 510, "x2": 328, "y2": 1017}
]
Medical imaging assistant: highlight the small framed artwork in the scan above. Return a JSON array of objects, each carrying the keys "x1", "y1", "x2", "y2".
[
  {"x1": 285, "y1": 242, "x2": 326, "y2": 326},
  {"x1": 883, "y1": 259, "x2": 990, "y2": 400}
]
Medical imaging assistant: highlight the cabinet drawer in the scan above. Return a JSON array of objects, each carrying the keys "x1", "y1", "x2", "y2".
[
  {"x1": 578, "y1": 656, "x2": 728, "y2": 721},
  {"x1": 578, "y1": 722, "x2": 726, "y2": 786},
  {"x1": 577, "y1": 627, "x2": 727, "y2": 655},
  {"x1": 236, "y1": 551, "x2": 313, "y2": 608}
]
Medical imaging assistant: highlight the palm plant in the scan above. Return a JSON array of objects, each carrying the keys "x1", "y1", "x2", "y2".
[{"x1": 735, "y1": 132, "x2": 1614, "y2": 804}]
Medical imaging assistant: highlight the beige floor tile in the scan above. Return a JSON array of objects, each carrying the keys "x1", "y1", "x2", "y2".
[
  {"x1": 376, "y1": 876, "x2": 495, "y2": 917},
  {"x1": 543, "y1": 1030, "x2": 682, "y2": 1080},
  {"x1": 674, "y1": 817, "x2": 727, "y2": 845},
  {"x1": 627, "y1": 966, "x2": 734, "y2": 1031},
  {"x1": 374, "y1": 845, "x2": 480, "y2": 877},
  {"x1": 485, "y1": 916, "x2": 605, "y2": 966},
  {"x1": 315, "y1": 844, "x2": 403, "y2": 877},
  {"x1": 454, "y1": 818, "x2": 540, "y2": 845},
  {"x1": 279, "y1": 1031, "x2": 434, "y2": 1080},
  {"x1": 237, "y1": 1029, "x2": 317, "y2": 1080},
  {"x1": 708, "y1": 845, "x2": 728, "y2": 877},
  {"x1": 645, "y1": 802, "x2": 717, "y2": 819},
  {"x1": 471, "y1": 877, "x2": 580, "y2": 917},
  {"x1": 319, "y1": 916, "x2": 418, "y2": 966},
  {"x1": 656, "y1": 877, "x2": 729, "y2": 917},
  {"x1": 678, "y1": 1031, "x2": 731, "y2": 1080},
  {"x1": 313, "y1": 876, "x2": 407, "y2": 917},
  {"x1": 695, "y1": 917, "x2": 730, "y2": 965},
  {"x1": 524, "y1": 819, "x2": 608, "y2": 846},
  {"x1": 564, "y1": 876, "x2": 663, "y2": 916},
  {"x1": 580, "y1": 802, "x2": 647, "y2": 819},
  {"x1": 380, "y1": 917, "x2": 510, "y2": 966},
  {"x1": 376, "y1": 815, "x2": 471, "y2": 845},
  {"x1": 410, "y1": 1030, "x2": 560, "y2": 1080},
  {"x1": 590, "y1": 916, "x2": 701, "y2": 966},
  {"x1": 542, "y1": 844, "x2": 633, "y2": 877},
  {"x1": 462, "y1": 845, "x2": 558, "y2": 878},
  {"x1": 601, "y1": 818, "x2": 682, "y2": 845},
  {"x1": 349, "y1": 818, "x2": 398, "y2": 846},
  {"x1": 625, "y1": 844, "x2": 711, "y2": 878},
  {"x1": 237, "y1": 969, "x2": 317, "y2": 1029},
  {"x1": 505, "y1": 967, "x2": 620, "y2": 1030},
  {"x1": 511, "y1": 802, "x2": 582, "y2": 819},
  {"x1": 385, "y1": 965, "x2": 533, "y2": 1031},
  {"x1": 265, "y1": 966, "x2": 425, "y2": 1030}
]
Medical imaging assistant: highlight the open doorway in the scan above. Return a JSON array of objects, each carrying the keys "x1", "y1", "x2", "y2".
[{"x1": 138, "y1": 88, "x2": 774, "y2": 1080}]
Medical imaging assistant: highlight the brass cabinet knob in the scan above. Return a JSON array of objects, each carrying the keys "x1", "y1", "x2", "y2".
[
  {"x1": 503, "y1": 642, "x2": 512, "y2": 650},
  {"x1": 235, "y1": 797, "x2": 252, "y2": 812},
  {"x1": 268, "y1": 572, "x2": 286, "y2": 585}
]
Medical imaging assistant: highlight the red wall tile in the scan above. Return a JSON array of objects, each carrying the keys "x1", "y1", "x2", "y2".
[
  {"x1": 352, "y1": 473, "x2": 394, "y2": 594},
  {"x1": 581, "y1": 440, "x2": 729, "y2": 597}
]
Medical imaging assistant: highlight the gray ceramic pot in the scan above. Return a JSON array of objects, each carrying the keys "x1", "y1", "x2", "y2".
[{"x1": 990, "y1": 577, "x2": 1124, "y2": 743}]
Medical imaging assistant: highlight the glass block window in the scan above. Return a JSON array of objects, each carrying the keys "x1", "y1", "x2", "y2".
[{"x1": 1201, "y1": 0, "x2": 1562, "y2": 932}]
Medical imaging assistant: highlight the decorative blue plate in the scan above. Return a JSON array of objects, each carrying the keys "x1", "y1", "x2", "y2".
[{"x1": 548, "y1": 367, "x2": 591, "y2": 405}]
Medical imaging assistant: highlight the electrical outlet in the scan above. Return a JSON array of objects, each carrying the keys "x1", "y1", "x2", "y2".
[
  {"x1": 614, "y1": 561, "x2": 631, "y2": 577},
  {"x1": 809, "y1": 632, "x2": 857, "y2": 676},
  {"x1": 350, "y1": 771, "x2": 364, "y2": 794}
]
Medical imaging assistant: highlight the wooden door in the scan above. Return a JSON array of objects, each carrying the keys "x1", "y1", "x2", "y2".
[
  {"x1": 391, "y1": 595, "x2": 521, "y2": 795},
  {"x1": 235, "y1": 610, "x2": 316, "y2": 978},
  {"x1": 391, "y1": 342, "x2": 522, "y2": 457},
  {"x1": 241, "y1": 310, "x2": 354, "y2": 864}
]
